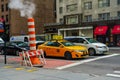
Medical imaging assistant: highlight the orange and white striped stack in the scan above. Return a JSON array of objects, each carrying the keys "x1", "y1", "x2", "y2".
[{"x1": 28, "y1": 18, "x2": 36, "y2": 51}]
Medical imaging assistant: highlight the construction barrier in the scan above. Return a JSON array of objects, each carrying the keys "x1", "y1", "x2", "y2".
[{"x1": 19, "y1": 49, "x2": 46, "y2": 67}]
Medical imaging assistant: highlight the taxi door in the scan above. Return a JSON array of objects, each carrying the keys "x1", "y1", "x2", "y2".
[{"x1": 51, "y1": 42, "x2": 64, "y2": 57}]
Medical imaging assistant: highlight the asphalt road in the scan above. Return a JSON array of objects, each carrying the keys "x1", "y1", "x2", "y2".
[
  {"x1": 0, "y1": 48, "x2": 120, "y2": 80},
  {"x1": 57, "y1": 54, "x2": 120, "y2": 78}
]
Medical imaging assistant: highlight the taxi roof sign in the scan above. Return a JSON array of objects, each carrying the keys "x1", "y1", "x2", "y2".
[{"x1": 52, "y1": 35, "x2": 63, "y2": 40}]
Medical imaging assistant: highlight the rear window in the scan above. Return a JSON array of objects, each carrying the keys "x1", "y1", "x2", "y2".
[
  {"x1": 65, "y1": 37, "x2": 87, "y2": 43},
  {"x1": 64, "y1": 38, "x2": 78, "y2": 42}
]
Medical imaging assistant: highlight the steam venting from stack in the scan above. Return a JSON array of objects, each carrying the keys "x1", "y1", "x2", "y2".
[
  {"x1": 9, "y1": 0, "x2": 35, "y2": 18},
  {"x1": 9, "y1": 0, "x2": 37, "y2": 51}
]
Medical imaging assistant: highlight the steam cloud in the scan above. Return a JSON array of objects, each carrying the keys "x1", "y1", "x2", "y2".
[{"x1": 9, "y1": 0, "x2": 35, "y2": 18}]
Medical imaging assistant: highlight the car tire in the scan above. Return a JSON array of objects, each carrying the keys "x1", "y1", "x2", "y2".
[
  {"x1": 64, "y1": 52, "x2": 72, "y2": 60},
  {"x1": 88, "y1": 48, "x2": 96, "y2": 56}
]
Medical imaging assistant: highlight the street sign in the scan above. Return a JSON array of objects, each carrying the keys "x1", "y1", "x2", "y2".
[{"x1": 52, "y1": 35, "x2": 63, "y2": 40}]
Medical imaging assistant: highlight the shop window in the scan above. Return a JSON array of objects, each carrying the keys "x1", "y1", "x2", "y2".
[{"x1": 72, "y1": 32, "x2": 77, "y2": 36}]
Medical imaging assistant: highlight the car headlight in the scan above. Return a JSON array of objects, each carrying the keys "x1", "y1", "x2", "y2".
[{"x1": 96, "y1": 45, "x2": 102, "y2": 48}]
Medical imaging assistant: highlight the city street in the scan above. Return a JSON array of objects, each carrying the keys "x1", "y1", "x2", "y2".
[{"x1": 0, "y1": 48, "x2": 120, "y2": 80}]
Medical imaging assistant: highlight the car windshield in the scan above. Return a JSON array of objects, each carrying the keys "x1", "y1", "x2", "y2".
[
  {"x1": 86, "y1": 38, "x2": 98, "y2": 43},
  {"x1": 61, "y1": 41, "x2": 75, "y2": 46},
  {"x1": 10, "y1": 42, "x2": 28, "y2": 47},
  {"x1": 17, "y1": 42, "x2": 28, "y2": 47}
]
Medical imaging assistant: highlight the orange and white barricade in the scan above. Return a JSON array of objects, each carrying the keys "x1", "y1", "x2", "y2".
[{"x1": 19, "y1": 49, "x2": 46, "y2": 67}]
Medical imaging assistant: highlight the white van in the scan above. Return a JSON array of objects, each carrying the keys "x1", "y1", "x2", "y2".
[
  {"x1": 64, "y1": 36, "x2": 109, "y2": 56},
  {"x1": 10, "y1": 35, "x2": 45, "y2": 48}
]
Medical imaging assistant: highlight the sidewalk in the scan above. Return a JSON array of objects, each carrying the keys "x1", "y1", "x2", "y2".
[
  {"x1": 0, "y1": 47, "x2": 120, "y2": 80},
  {"x1": 0, "y1": 63, "x2": 120, "y2": 80},
  {"x1": 109, "y1": 47, "x2": 120, "y2": 53},
  {"x1": 109, "y1": 47, "x2": 120, "y2": 50}
]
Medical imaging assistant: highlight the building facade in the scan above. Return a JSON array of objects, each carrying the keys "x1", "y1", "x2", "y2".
[
  {"x1": 0, "y1": 0, "x2": 56, "y2": 41},
  {"x1": 45, "y1": 0, "x2": 120, "y2": 47}
]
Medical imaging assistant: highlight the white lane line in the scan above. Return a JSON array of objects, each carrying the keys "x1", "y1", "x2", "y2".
[
  {"x1": 106, "y1": 74, "x2": 120, "y2": 78},
  {"x1": 56, "y1": 54, "x2": 119, "y2": 70},
  {"x1": 114, "y1": 71, "x2": 120, "y2": 74}
]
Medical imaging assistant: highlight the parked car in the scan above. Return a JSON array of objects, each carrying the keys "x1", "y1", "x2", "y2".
[
  {"x1": 64, "y1": 36, "x2": 109, "y2": 56},
  {"x1": 0, "y1": 37, "x2": 4, "y2": 44},
  {"x1": 38, "y1": 39, "x2": 88, "y2": 59},
  {"x1": 10, "y1": 35, "x2": 45, "y2": 48},
  {"x1": 0, "y1": 38, "x2": 4, "y2": 51},
  {"x1": 0, "y1": 41, "x2": 29, "y2": 56}
]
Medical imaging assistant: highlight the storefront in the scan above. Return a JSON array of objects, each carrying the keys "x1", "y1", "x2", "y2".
[
  {"x1": 94, "y1": 26, "x2": 109, "y2": 45},
  {"x1": 112, "y1": 25, "x2": 120, "y2": 47},
  {"x1": 58, "y1": 26, "x2": 93, "y2": 38}
]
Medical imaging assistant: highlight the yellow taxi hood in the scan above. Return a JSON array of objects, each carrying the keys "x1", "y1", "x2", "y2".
[{"x1": 65, "y1": 46, "x2": 87, "y2": 50}]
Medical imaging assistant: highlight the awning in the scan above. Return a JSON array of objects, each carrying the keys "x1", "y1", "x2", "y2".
[
  {"x1": 94, "y1": 26, "x2": 108, "y2": 35},
  {"x1": 112, "y1": 25, "x2": 120, "y2": 34}
]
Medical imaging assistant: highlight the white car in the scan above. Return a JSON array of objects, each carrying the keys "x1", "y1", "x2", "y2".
[
  {"x1": 64, "y1": 36, "x2": 109, "y2": 56},
  {"x1": 0, "y1": 38, "x2": 4, "y2": 45}
]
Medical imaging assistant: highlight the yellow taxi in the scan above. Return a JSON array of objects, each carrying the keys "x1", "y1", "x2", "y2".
[{"x1": 38, "y1": 39, "x2": 89, "y2": 59}]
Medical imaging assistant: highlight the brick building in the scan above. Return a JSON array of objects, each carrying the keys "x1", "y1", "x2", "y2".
[{"x1": 0, "y1": 0, "x2": 56, "y2": 40}]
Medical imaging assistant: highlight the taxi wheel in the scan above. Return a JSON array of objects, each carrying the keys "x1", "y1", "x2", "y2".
[
  {"x1": 64, "y1": 52, "x2": 72, "y2": 60},
  {"x1": 88, "y1": 48, "x2": 96, "y2": 56}
]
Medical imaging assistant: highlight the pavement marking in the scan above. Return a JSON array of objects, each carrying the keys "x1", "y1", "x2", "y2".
[
  {"x1": 4, "y1": 66, "x2": 13, "y2": 68},
  {"x1": 56, "y1": 54, "x2": 119, "y2": 70},
  {"x1": 15, "y1": 68, "x2": 24, "y2": 70},
  {"x1": 27, "y1": 68, "x2": 38, "y2": 72},
  {"x1": 106, "y1": 74, "x2": 120, "y2": 78},
  {"x1": 106, "y1": 70, "x2": 120, "y2": 78},
  {"x1": 114, "y1": 71, "x2": 120, "y2": 74}
]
